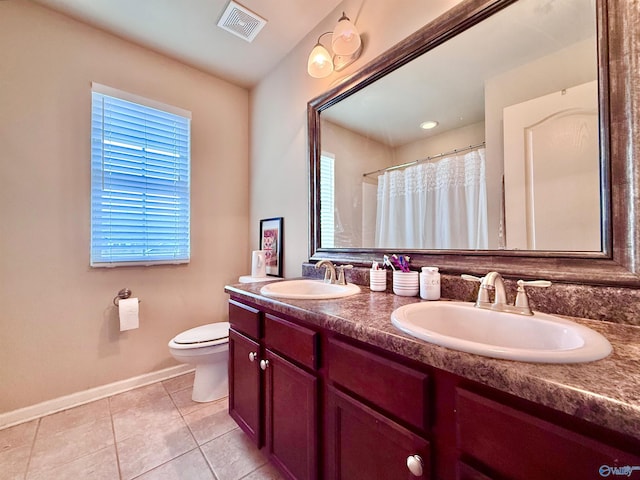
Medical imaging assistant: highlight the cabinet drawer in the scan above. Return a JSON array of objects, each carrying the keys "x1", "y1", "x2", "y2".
[
  {"x1": 456, "y1": 388, "x2": 640, "y2": 480},
  {"x1": 264, "y1": 314, "x2": 319, "y2": 370},
  {"x1": 229, "y1": 300, "x2": 261, "y2": 339},
  {"x1": 327, "y1": 337, "x2": 430, "y2": 431}
]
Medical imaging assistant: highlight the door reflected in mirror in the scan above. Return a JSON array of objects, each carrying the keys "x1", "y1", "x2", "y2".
[{"x1": 319, "y1": 0, "x2": 599, "y2": 252}]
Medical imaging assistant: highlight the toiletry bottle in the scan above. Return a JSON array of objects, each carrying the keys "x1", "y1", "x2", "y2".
[{"x1": 420, "y1": 267, "x2": 441, "y2": 300}]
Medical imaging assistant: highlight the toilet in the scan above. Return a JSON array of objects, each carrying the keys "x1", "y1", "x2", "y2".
[{"x1": 168, "y1": 322, "x2": 230, "y2": 402}]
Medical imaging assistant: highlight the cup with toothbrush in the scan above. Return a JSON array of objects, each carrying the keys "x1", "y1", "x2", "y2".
[
  {"x1": 389, "y1": 254, "x2": 419, "y2": 296},
  {"x1": 369, "y1": 261, "x2": 387, "y2": 291}
]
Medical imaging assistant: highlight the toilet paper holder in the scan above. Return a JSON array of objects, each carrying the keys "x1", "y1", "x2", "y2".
[{"x1": 113, "y1": 288, "x2": 140, "y2": 306}]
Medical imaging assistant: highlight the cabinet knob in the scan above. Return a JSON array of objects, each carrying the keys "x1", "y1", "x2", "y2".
[
  {"x1": 248, "y1": 352, "x2": 257, "y2": 362},
  {"x1": 406, "y1": 455, "x2": 424, "y2": 476},
  {"x1": 260, "y1": 359, "x2": 269, "y2": 370}
]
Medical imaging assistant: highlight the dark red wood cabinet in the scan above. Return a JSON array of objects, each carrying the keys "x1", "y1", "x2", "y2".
[
  {"x1": 229, "y1": 328, "x2": 262, "y2": 445},
  {"x1": 229, "y1": 300, "x2": 320, "y2": 480},
  {"x1": 228, "y1": 298, "x2": 640, "y2": 480},
  {"x1": 325, "y1": 336, "x2": 432, "y2": 479},
  {"x1": 264, "y1": 349, "x2": 318, "y2": 480},
  {"x1": 455, "y1": 388, "x2": 640, "y2": 480},
  {"x1": 325, "y1": 385, "x2": 430, "y2": 479}
]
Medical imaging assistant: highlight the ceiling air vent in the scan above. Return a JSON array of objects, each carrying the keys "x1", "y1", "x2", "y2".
[{"x1": 217, "y1": 1, "x2": 267, "y2": 43}]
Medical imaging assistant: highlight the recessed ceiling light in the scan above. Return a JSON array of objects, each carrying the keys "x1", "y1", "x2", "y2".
[{"x1": 420, "y1": 120, "x2": 439, "y2": 130}]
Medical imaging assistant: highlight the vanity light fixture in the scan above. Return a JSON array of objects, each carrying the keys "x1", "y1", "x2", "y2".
[
  {"x1": 307, "y1": 12, "x2": 363, "y2": 78},
  {"x1": 420, "y1": 120, "x2": 439, "y2": 130}
]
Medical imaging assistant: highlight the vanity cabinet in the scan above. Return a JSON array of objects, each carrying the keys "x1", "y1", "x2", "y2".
[
  {"x1": 228, "y1": 299, "x2": 320, "y2": 480},
  {"x1": 228, "y1": 300, "x2": 262, "y2": 444},
  {"x1": 325, "y1": 337, "x2": 432, "y2": 479},
  {"x1": 228, "y1": 296, "x2": 640, "y2": 480},
  {"x1": 229, "y1": 328, "x2": 261, "y2": 445},
  {"x1": 325, "y1": 385, "x2": 430, "y2": 479},
  {"x1": 263, "y1": 313, "x2": 319, "y2": 480},
  {"x1": 455, "y1": 388, "x2": 640, "y2": 479}
]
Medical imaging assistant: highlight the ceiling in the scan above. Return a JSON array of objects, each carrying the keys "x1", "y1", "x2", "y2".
[
  {"x1": 32, "y1": 0, "x2": 343, "y2": 88},
  {"x1": 322, "y1": 0, "x2": 597, "y2": 147},
  {"x1": 29, "y1": 0, "x2": 597, "y2": 149}
]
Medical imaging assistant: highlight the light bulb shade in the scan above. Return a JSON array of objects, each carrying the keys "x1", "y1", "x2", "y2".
[
  {"x1": 307, "y1": 43, "x2": 334, "y2": 78},
  {"x1": 331, "y1": 15, "x2": 361, "y2": 56}
]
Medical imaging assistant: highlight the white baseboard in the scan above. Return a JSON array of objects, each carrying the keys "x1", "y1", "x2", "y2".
[{"x1": 0, "y1": 364, "x2": 194, "y2": 430}]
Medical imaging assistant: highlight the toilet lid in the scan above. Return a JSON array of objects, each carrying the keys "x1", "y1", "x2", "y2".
[{"x1": 174, "y1": 322, "x2": 230, "y2": 345}]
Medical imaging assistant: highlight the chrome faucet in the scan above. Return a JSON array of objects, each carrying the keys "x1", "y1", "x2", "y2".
[
  {"x1": 315, "y1": 259, "x2": 337, "y2": 284},
  {"x1": 462, "y1": 271, "x2": 551, "y2": 316},
  {"x1": 481, "y1": 271, "x2": 508, "y2": 308},
  {"x1": 315, "y1": 260, "x2": 353, "y2": 285}
]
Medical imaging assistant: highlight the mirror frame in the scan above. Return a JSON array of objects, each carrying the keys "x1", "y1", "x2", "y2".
[{"x1": 308, "y1": 0, "x2": 640, "y2": 287}]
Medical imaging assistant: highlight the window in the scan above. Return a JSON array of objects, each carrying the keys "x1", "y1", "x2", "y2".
[
  {"x1": 90, "y1": 83, "x2": 191, "y2": 266},
  {"x1": 319, "y1": 152, "x2": 335, "y2": 248}
]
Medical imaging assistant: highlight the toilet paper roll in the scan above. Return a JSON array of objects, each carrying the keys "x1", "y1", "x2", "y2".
[{"x1": 119, "y1": 297, "x2": 139, "y2": 331}]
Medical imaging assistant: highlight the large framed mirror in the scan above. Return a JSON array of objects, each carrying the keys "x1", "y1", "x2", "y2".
[{"x1": 308, "y1": 0, "x2": 640, "y2": 286}]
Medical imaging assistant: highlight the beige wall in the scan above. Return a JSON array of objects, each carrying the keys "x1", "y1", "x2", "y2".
[
  {"x1": 321, "y1": 120, "x2": 393, "y2": 248},
  {"x1": 0, "y1": 2, "x2": 249, "y2": 413},
  {"x1": 250, "y1": 0, "x2": 463, "y2": 277},
  {"x1": 0, "y1": 0, "x2": 467, "y2": 415}
]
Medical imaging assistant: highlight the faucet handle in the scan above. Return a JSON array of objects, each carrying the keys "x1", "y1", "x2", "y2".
[
  {"x1": 518, "y1": 280, "x2": 552, "y2": 288},
  {"x1": 336, "y1": 265, "x2": 353, "y2": 285},
  {"x1": 461, "y1": 274, "x2": 483, "y2": 283},
  {"x1": 461, "y1": 274, "x2": 490, "y2": 305},
  {"x1": 514, "y1": 279, "x2": 551, "y2": 315}
]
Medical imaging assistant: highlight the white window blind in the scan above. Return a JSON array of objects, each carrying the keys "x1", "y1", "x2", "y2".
[
  {"x1": 320, "y1": 153, "x2": 335, "y2": 248},
  {"x1": 90, "y1": 84, "x2": 191, "y2": 267}
]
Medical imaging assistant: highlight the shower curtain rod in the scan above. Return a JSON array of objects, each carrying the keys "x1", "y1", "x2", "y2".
[{"x1": 362, "y1": 141, "x2": 486, "y2": 177}]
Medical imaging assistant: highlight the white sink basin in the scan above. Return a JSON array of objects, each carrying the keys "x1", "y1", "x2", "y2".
[
  {"x1": 391, "y1": 301, "x2": 611, "y2": 363},
  {"x1": 260, "y1": 279, "x2": 360, "y2": 300}
]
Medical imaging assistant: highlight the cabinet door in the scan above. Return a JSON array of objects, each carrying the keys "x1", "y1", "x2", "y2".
[
  {"x1": 229, "y1": 329, "x2": 262, "y2": 446},
  {"x1": 325, "y1": 386, "x2": 431, "y2": 480},
  {"x1": 456, "y1": 388, "x2": 640, "y2": 480},
  {"x1": 263, "y1": 349, "x2": 318, "y2": 480}
]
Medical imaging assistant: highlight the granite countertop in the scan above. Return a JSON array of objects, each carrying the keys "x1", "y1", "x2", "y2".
[{"x1": 225, "y1": 280, "x2": 640, "y2": 442}]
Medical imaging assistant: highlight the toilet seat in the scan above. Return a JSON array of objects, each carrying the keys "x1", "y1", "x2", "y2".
[
  {"x1": 170, "y1": 322, "x2": 229, "y2": 349},
  {"x1": 168, "y1": 321, "x2": 230, "y2": 403}
]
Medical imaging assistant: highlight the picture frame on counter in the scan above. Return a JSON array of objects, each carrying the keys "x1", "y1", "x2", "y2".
[{"x1": 260, "y1": 217, "x2": 283, "y2": 277}]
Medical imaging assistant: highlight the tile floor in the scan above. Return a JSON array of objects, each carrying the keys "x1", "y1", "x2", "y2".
[{"x1": 0, "y1": 372, "x2": 283, "y2": 480}]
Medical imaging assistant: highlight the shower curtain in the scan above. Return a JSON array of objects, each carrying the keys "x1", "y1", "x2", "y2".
[{"x1": 375, "y1": 148, "x2": 488, "y2": 249}]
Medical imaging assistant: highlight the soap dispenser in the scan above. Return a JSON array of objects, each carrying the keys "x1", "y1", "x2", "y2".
[{"x1": 420, "y1": 267, "x2": 441, "y2": 300}]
